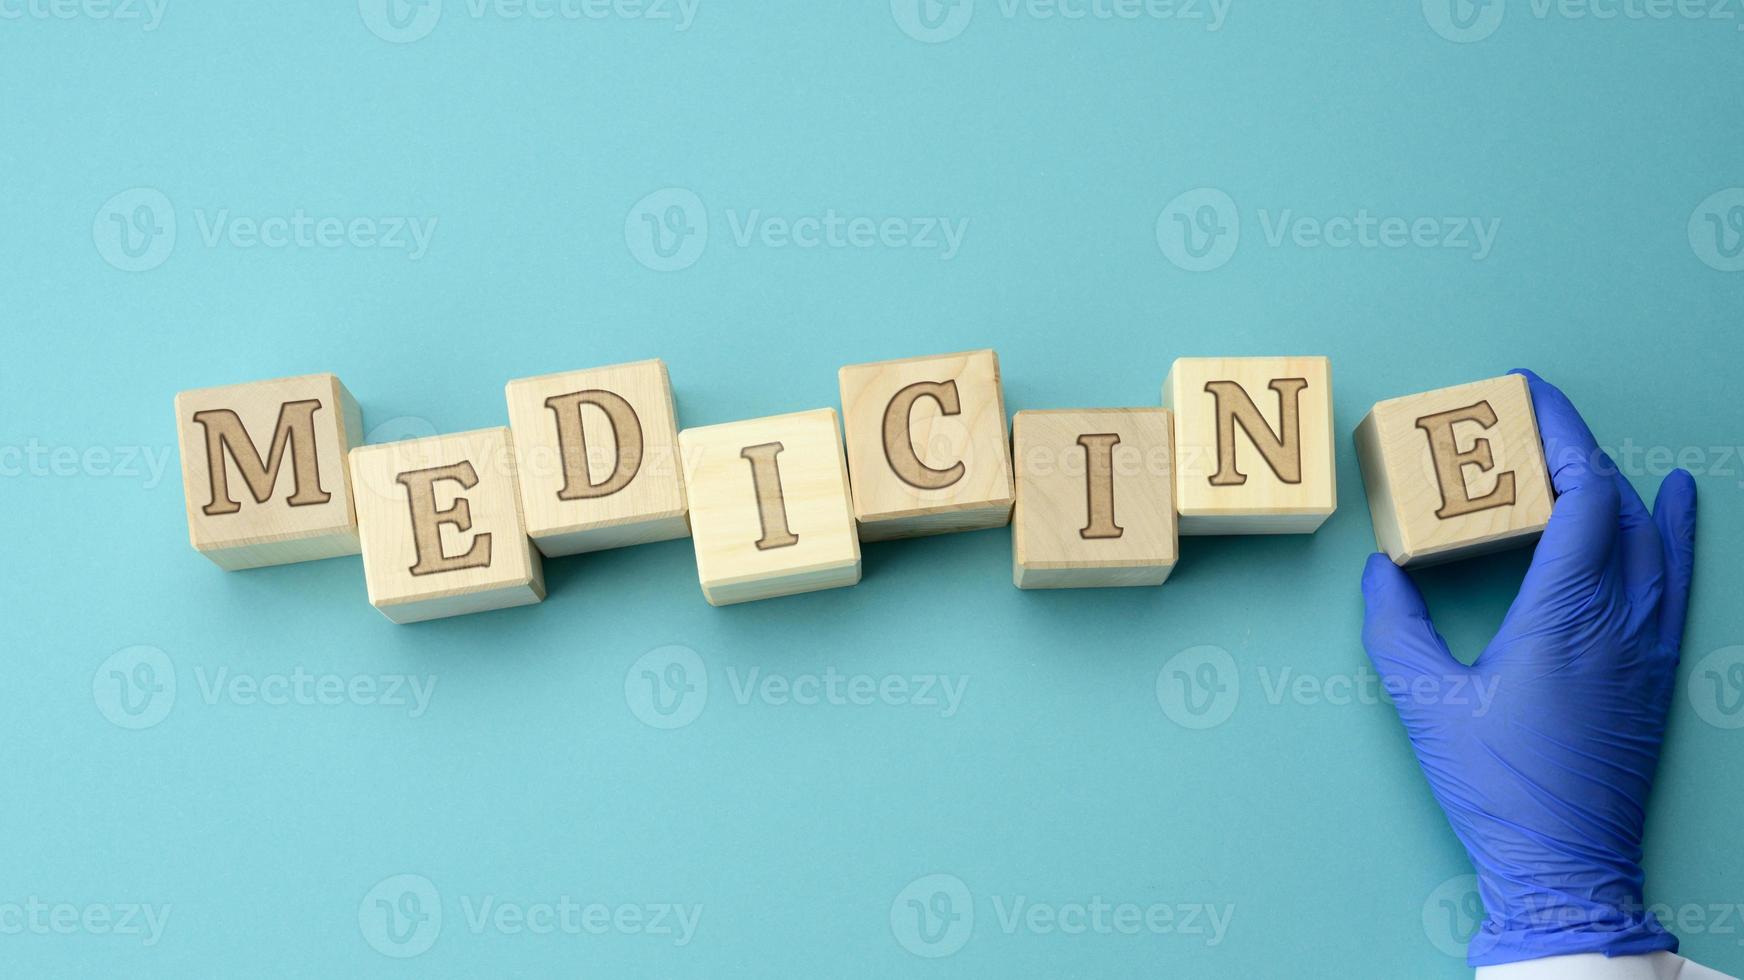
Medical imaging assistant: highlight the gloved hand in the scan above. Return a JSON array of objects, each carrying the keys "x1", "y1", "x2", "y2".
[{"x1": 1361, "y1": 369, "x2": 1699, "y2": 967}]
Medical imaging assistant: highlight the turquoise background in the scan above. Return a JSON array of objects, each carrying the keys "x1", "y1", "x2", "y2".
[{"x1": 4, "y1": 1, "x2": 1742, "y2": 976}]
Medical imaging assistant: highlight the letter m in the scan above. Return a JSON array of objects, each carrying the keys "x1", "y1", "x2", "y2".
[{"x1": 192, "y1": 400, "x2": 332, "y2": 515}]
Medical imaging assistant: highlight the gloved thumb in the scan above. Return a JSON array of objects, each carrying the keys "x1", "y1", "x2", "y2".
[
  {"x1": 1652, "y1": 468, "x2": 1698, "y2": 655},
  {"x1": 1362, "y1": 553, "x2": 1463, "y2": 697}
]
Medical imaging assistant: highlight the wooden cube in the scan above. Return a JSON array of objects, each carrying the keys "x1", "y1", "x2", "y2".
[
  {"x1": 1012, "y1": 409, "x2": 1179, "y2": 589},
  {"x1": 1355, "y1": 374, "x2": 1553, "y2": 567},
  {"x1": 504, "y1": 359, "x2": 688, "y2": 557},
  {"x1": 838, "y1": 349, "x2": 1014, "y2": 541},
  {"x1": 174, "y1": 373, "x2": 364, "y2": 570},
  {"x1": 1161, "y1": 356, "x2": 1337, "y2": 534},
  {"x1": 348, "y1": 427, "x2": 545, "y2": 623},
  {"x1": 678, "y1": 408, "x2": 860, "y2": 606}
]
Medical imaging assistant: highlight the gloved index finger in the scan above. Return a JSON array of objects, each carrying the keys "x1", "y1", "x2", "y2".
[
  {"x1": 1503, "y1": 369, "x2": 1621, "y2": 617},
  {"x1": 1512, "y1": 368, "x2": 1602, "y2": 496}
]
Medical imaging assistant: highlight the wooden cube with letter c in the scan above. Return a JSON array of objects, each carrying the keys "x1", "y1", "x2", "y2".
[
  {"x1": 504, "y1": 358, "x2": 688, "y2": 557},
  {"x1": 174, "y1": 373, "x2": 364, "y2": 570},
  {"x1": 1162, "y1": 356, "x2": 1337, "y2": 534},
  {"x1": 678, "y1": 408, "x2": 860, "y2": 606},
  {"x1": 348, "y1": 427, "x2": 545, "y2": 623},
  {"x1": 1012, "y1": 409, "x2": 1178, "y2": 589},
  {"x1": 1355, "y1": 374, "x2": 1554, "y2": 567},
  {"x1": 837, "y1": 349, "x2": 1014, "y2": 541}
]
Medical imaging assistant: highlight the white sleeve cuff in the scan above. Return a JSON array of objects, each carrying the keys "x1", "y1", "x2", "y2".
[{"x1": 1476, "y1": 952, "x2": 1739, "y2": 980}]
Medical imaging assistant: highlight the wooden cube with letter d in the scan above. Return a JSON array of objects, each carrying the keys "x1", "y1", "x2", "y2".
[
  {"x1": 504, "y1": 358, "x2": 688, "y2": 557},
  {"x1": 1162, "y1": 356, "x2": 1336, "y2": 534},
  {"x1": 1012, "y1": 408, "x2": 1178, "y2": 589},
  {"x1": 679, "y1": 408, "x2": 860, "y2": 606},
  {"x1": 1355, "y1": 374, "x2": 1553, "y2": 567},
  {"x1": 174, "y1": 373, "x2": 363, "y2": 570},
  {"x1": 349, "y1": 428, "x2": 545, "y2": 623}
]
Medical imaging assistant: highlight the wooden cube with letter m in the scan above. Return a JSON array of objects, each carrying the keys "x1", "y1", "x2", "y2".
[{"x1": 174, "y1": 373, "x2": 364, "y2": 570}]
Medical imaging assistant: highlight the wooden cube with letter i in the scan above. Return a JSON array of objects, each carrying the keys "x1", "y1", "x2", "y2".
[
  {"x1": 174, "y1": 373, "x2": 364, "y2": 570},
  {"x1": 504, "y1": 358, "x2": 688, "y2": 557},
  {"x1": 679, "y1": 408, "x2": 861, "y2": 606},
  {"x1": 349, "y1": 428, "x2": 545, "y2": 623},
  {"x1": 1355, "y1": 374, "x2": 1554, "y2": 567},
  {"x1": 1162, "y1": 356, "x2": 1337, "y2": 534},
  {"x1": 838, "y1": 349, "x2": 1014, "y2": 541},
  {"x1": 1012, "y1": 409, "x2": 1179, "y2": 589}
]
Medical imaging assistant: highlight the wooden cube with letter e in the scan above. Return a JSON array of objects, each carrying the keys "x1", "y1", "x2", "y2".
[
  {"x1": 838, "y1": 349, "x2": 1014, "y2": 541},
  {"x1": 1355, "y1": 374, "x2": 1554, "y2": 567},
  {"x1": 1162, "y1": 356, "x2": 1336, "y2": 534},
  {"x1": 349, "y1": 428, "x2": 545, "y2": 623},
  {"x1": 174, "y1": 373, "x2": 364, "y2": 570},
  {"x1": 1012, "y1": 408, "x2": 1179, "y2": 589},
  {"x1": 679, "y1": 408, "x2": 860, "y2": 606},
  {"x1": 504, "y1": 358, "x2": 688, "y2": 557}
]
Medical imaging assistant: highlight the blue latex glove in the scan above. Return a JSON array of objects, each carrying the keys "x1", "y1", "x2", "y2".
[{"x1": 1361, "y1": 369, "x2": 1699, "y2": 967}]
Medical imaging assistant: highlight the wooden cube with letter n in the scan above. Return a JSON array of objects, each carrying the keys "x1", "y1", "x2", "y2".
[
  {"x1": 174, "y1": 373, "x2": 363, "y2": 570},
  {"x1": 838, "y1": 349, "x2": 1014, "y2": 541},
  {"x1": 504, "y1": 358, "x2": 688, "y2": 557},
  {"x1": 679, "y1": 408, "x2": 860, "y2": 606},
  {"x1": 1355, "y1": 374, "x2": 1553, "y2": 567},
  {"x1": 349, "y1": 428, "x2": 545, "y2": 623},
  {"x1": 1162, "y1": 356, "x2": 1336, "y2": 534},
  {"x1": 1012, "y1": 409, "x2": 1178, "y2": 589}
]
